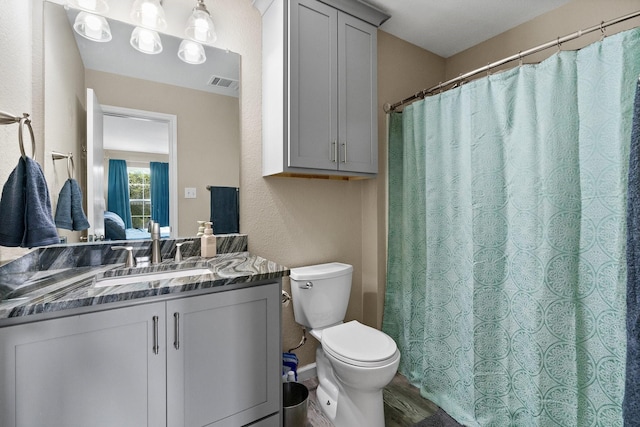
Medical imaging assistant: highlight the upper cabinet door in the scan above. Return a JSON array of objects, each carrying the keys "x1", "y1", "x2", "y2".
[
  {"x1": 289, "y1": 0, "x2": 338, "y2": 170},
  {"x1": 261, "y1": 0, "x2": 385, "y2": 178},
  {"x1": 338, "y1": 14, "x2": 377, "y2": 174}
]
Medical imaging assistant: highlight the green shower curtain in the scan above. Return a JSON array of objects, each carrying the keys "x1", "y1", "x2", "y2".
[{"x1": 383, "y1": 27, "x2": 640, "y2": 427}]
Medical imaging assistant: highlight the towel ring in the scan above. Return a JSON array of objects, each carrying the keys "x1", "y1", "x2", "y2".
[
  {"x1": 18, "y1": 115, "x2": 36, "y2": 160},
  {"x1": 0, "y1": 111, "x2": 36, "y2": 160},
  {"x1": 67, "y1": 155, "x2": 74, "y2": 179},
  {"x1": 52, "y1": 151, "x2": 74, "y2": 179}
]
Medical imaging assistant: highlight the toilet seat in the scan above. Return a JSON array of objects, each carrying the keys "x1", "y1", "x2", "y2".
[{"x1": 321, "y1": 320, "x2": 398, "y2": 368}]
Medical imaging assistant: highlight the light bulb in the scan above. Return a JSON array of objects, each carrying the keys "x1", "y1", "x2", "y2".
[
  {"x1": 178, "y1": 40, "x2": 206, "y2": 64},
  {"x1": 185, "y1": 5, "x2": 216, "y2": 44},
  {"x1": 130, "y1": 27, "x2": 163, "y2": 54},
  {"x1": 130, "y1": 0, "x2": 167, "y2": 30},
  {"x1": 78, "y1": 0, "x2": 97, "y2": 10},
  {"x1": 140, "y1": 2, "x2": 159, "y2": 28},
  {"x1": 73, "y1": 11, "x2": 112, "y2": 42}
]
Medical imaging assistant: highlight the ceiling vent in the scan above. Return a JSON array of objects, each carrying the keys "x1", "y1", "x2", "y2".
[{"x1": 208, "y1": 75, "x2": 239, "y2": 90}]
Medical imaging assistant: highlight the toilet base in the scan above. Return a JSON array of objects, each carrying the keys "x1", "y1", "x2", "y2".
[{"x1": 315, "y1": 347, "x2": 398, "y2": 427}]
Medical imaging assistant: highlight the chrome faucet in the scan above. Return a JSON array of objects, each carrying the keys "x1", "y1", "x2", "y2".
[{"x1": 149, "y1": 221, "x2": 161, "y2": 264}]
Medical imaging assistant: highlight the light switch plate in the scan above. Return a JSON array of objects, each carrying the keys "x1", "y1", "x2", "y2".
[{"x1": 184, "y1": 187, "x2": 197, "y2": 199}]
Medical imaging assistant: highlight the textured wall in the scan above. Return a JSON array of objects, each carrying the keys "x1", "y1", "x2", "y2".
[
  {"x1": 445, "y1": 0, "x2": 640, "y2": 80},
  {"x1": 0, "y1": 1, "x2": 38, "y2": 262}
]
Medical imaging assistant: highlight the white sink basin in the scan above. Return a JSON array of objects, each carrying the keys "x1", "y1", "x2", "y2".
[{"x1": 94, "y1": 268, "x2": 213, "y2": 288}]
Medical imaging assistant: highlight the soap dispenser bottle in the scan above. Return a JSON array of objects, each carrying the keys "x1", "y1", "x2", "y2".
[{"x1": 201, "y1": 222, "x2": 216, "y2": 258}]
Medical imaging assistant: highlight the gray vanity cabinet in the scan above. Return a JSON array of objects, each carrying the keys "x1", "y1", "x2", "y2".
[
  {"x1": 0, "y1": 302, "x2": 167, "y2": 427},
  {"x1": 0, "y1": 282, "x2": 281, "y2": 427},
  {"x1": 166, "y1": 283, "x2": 281, "y2": 427},
  {"x1": 262, "y1": 0, "x2": 383, "y2": 178}
]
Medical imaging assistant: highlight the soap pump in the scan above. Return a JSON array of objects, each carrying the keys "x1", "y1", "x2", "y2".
[{"x1": 200, "y1": 221, "x2": 216, "y2": 258}]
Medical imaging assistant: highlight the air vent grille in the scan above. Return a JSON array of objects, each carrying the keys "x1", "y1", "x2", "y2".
[{"x1": 208, "y1": 76, "x2": 239, "y2": 90}]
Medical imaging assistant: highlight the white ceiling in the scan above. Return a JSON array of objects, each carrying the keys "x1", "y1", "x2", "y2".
[{"x1": 364, "y1": 0, "x2": 572, "y2": 58}]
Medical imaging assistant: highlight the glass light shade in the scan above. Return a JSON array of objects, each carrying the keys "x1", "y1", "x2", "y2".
[
  {"x1": 178, "y1": 40, "x2": 206, "y2": 64},
  {"x1": 68, "y1": 0, "x2": 109, "y2": 14},
  {"x1": 130, "y1": 0, "x2": 167, "y2": 30},
  {"x1": 73, "y1": 11, "x2": 112, "y2": 42},
  {"x1": 185, "y1": 8, "x2": 217, "y2": 44},
  {"x1": 130, "y1": 27, "x2": 163, "y2": 54}
]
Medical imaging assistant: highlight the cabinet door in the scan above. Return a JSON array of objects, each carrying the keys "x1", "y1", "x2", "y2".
[
  {"x1": 0, "y1": 303, "x2": 167, "y2": 427},
  {"x1": 289, "y1": 0, "x2": 338, "y2": 170},
  {"x1": 166, "y1": 283, "x2": 281, "y2": 427},
  {"x1": 338, "y1": 12, "x2": 378, "y2": 173}
]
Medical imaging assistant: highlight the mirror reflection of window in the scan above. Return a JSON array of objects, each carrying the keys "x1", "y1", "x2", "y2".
[{"x1": 128, "y1": 166, "x2": 151, "y2": 229}]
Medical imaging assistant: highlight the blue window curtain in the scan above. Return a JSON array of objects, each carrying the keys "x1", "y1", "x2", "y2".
[
  {"x1": 107, "y1": 159, "x2": 132, "y2": 229},
  {"x1": 150, "y1": 161, "x2": 169, "y2": 227},
  {"x1": 383, "y1": 27, "x2": 640, "y2": 426}
]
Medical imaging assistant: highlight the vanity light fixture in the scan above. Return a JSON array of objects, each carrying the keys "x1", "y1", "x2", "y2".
[
  {"x1": 73, "y1": 11, "x2": 112, "y2": 42},
  {"x1": 130, "y1": 26, "x2": 163, "y2": 54},
  {"x1": 178, "y1": 40, "x2": 206, "y2": 64},
  {"x1": 185, "y1": 0, "x2": 217, "y2": 44},
  {"x1": 67, "y1": 0, "x2": 109, "y2": 14},
  {"x1": 130, "y1": 0, "x2": 167, "y2": 31}
]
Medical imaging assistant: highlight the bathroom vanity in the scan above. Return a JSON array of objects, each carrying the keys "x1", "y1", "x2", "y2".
[{"x1": 0, "y1": 238, "x2": 287, "y2": 427}]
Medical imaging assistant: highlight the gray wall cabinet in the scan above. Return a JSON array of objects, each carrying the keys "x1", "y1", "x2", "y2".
[
  {"x1": 262, "y1": 0, "x2": 387, "y2": 179},
  {"x1": 0, "y1": 282, "x2": 282, "y2": 427}
]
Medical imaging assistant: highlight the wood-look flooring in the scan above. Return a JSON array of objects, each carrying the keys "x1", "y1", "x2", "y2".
[{"x1": 300, "y1": 373, "x2": 441, "y2": 427}]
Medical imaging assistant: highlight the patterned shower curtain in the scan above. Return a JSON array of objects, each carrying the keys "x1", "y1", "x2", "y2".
[{"x1": 383, "y1": 27, "x2": 640, "y2": 426}]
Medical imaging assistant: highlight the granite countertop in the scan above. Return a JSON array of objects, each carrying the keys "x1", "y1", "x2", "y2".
[{"x1": 0, "y1": 246, "x2": 289, "y2": 325}]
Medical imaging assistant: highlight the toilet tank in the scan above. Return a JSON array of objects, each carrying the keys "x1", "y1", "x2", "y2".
[{"x1": 289, "y1": 262, "x2": 353, "y2": 329}]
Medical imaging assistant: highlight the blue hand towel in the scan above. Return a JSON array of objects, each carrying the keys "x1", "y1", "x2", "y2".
[
  {"x1": 0, "y1": 158, "x2": 27, "y2": 246},
  {"x1": 22, "y1": 157, "x2": 60, "y2": 248},
  {"x1": 209, "y1": 186, "x2": 239, "y2": 234},
  {"x1": 55, "y1": 179, "x2": 90, "y2": 231},
  {"x1": 625, "y1": 78, "x2": 640, "y2": 425},
  {"x1": 55, "y1": 179, "x2": 73, "y2": 230},
  {"x1": 70, "y1": 178, "x2": 89, "y2": 231}
]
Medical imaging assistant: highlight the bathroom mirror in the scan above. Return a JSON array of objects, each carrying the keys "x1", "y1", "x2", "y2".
[{"x1": 42, "y1": 0, "x2": 240, "y2": 242}]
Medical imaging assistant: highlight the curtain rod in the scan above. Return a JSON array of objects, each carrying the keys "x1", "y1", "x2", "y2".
[{"x1": 384, "y1": 9, "x2": 640, "y2": 113}]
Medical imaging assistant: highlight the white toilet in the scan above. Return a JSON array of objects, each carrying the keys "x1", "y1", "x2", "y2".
[{"x1": 290, "y1": 262, "x2": 400, "y2": 427}]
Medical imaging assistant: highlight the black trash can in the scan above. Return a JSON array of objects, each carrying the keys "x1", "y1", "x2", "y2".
[{"x1": 283, "y1": 382, "x2": 309, "y2": 427}]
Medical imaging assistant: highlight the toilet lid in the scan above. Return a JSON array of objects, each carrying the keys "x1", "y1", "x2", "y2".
[{"x1": 322, "y1": 321, "x2": 398, "y2": 366}]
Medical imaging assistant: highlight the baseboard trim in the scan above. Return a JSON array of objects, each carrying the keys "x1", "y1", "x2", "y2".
[{"x1": 297, "y1": 363, "x2": 317, "y2": 382}]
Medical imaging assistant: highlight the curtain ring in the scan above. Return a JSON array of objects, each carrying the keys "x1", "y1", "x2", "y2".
[
  {"x1": 556, "y1": 37, "x2": 562, "y2": 52},
  {"x1": 518, "y1": 51, "x2": 523, "y2": 66},
  {"x1": 600, "y1": 21, "x2": 607, "y2": 40},
  {"x1": 486, "y1": 63, "x2": 492, "y2": 76},
  {"x1": 18, "y1": 114, "x2": 36, "y2": 161}
]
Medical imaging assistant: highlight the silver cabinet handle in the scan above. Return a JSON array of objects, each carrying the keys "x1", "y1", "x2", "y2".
[
  {"x1": 152, "y1": 315, "x2": 159, "y2": 355},
  {"x1": 341, "y1": 142, "x2": 347, "y2": 163},
  {"x1": 330, "y1": 140, "x2": 337, "y2": 162},
  {"x1": 173, "y1": 312, "x2": 180, "y2": 350}
]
